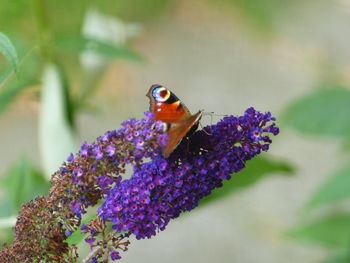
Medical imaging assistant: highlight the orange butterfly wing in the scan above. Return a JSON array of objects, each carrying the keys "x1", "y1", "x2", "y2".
[
  {"x1": 146, "y1": 85, "x2": 203, "y2": 157},
  {"x1": 161, "y1": 112, "x2": 202, "y2": 157}
]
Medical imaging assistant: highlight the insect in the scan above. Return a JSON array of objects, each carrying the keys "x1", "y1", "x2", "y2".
[{"x1": 146, "y1": 84, "x2": 203, "y2": 158}]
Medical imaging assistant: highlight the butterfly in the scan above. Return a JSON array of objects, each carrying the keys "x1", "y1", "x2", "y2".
[{"x1": 146, "y1": 84, "x2": 203, "y2": 158}]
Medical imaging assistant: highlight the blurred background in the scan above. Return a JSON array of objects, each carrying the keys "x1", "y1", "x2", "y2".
[{"x1": 1, "y1": 0, "x2": 350, "y2": 262}]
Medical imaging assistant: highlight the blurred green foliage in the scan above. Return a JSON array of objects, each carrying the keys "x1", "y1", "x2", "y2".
[
  {"x1": 321, "y1": 252, "x2": 350, "y2": 263},
  {"x1": 0, "y1": 79, "x2": 33, "y2": 114},
  {"x1": 0, "y1": 156, "x2": 49, "y2": 244},
  {"x1": 284, "y1": 86, "x2": 350, "y2": 137},
  {"x1": 0, "y1": 157, "x2": 50, "y2": 216},
  {"x1": 305, "y1": 165, "x2": 350, "y2": 210},
  {"x1": 201, "y1": 156, "x2": 294, "y2": 205},
  {"x1": 289, "y1": 213, "x2": 350, "y2": 248},
  {"x1": 207, "y1": 0, "x2": 309, "y2": 33},
  {"x1": 57, "y1": 34, "x2": 143, "y2": 62},
  {"x1": 0, "y1": 32, "x2": 19, "y2": 75},
  {"x1": 0, "y1": 34, "x2": 40, "y2": 114},
  {"x1": 284, "y1": 84, "x2": 350, "y2": 263},
  {"x1": 215, "y1": 0, "x2": 284, "y2": 31}
]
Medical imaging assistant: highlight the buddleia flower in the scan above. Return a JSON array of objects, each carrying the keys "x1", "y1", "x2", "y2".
[{"x1": 0, "y1": 108, "x2": 278, "y2": 263}]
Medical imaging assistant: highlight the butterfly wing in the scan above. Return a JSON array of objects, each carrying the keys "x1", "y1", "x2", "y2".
[
  {"x1": 162, "y1": 111, "x2": 202, "y2": 157},
  {"x1": 147, "y1": 84, "x2": 192, "y2": 123},
  {"x1": 146, "y1": 84, "x2": 203, "y2": 157}
]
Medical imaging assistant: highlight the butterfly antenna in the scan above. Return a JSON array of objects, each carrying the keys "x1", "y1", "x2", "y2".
[
  {"x1": 199, "y1": 121, "x2": 212, "y2": 136},
  {"x1": 202, "y1": 111, "x2": 228, "y2": 128},
  {"x1": 202, "y1": 111, "x2": 228, "y2": 117}
]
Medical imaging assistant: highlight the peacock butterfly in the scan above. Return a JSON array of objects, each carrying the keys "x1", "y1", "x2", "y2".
[{"x1": 146, "y1": 84, "x2": 203, "y2": 158}]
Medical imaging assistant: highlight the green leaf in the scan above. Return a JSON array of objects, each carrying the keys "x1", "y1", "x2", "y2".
[
  {"x1": 283, "y1": 87, "x2": 350, "y2": 137},
  {"x1": 200, "y1": 156, "x2": 294, "y2": 206},
  {"x1": 0, "y1": 37, "x2": 40, "y2": 113},
  {"x1": 0, "y1": 32, "x2": 19, "y2": 75},
  {"x1": 305, "y1": 165, "x2": 350, "y2": 210},
  {"x1": 0, "y1": 156, "x2": 50, "y2": 210},
  {"x1": 288, "y1": 214, "x2": 350, "y2": 248},
  {"x1": 39, "y1": 63, "x2": 78, "y2": 178},
  {"x1": 57, "y1": 34, "x2": 143, "y2": 61},
  {"x1": 320, "y1": 251, "x2": 350, "y2": 263}
]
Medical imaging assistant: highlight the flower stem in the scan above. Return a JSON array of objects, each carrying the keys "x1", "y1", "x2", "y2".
[{"x1": 82, "y1": 246, "x2": 102, "y2": 263}]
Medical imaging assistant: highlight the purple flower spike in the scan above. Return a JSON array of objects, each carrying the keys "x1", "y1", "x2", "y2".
[
  {"x1": 97, "y1": 108, "x2": 279, "y2": 243},
  {"x1": 29, "y1": 107, "x2": 277, "y2": 263},
  {"x1": 0, "y1": 106, "x2": 278, "y2": 263}
]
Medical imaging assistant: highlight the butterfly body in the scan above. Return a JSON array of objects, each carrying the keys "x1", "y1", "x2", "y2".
[{"x1": 147, "y1": 84, "x2": 203, "y2": 157}]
